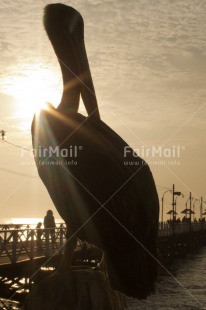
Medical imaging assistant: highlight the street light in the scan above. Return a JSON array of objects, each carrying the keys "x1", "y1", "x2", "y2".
[
  {"x1": 174, "y1": 193, "x2": 184, "y2": 215},
  {"x1": 201, "y1": 198, "x2": 206, "y2": 220},
  {"x1": 185, "y1": 197, "x2": 190, "y2": 208},
  {"x1": 172, "y1": 184, "x2": 182, "y2": 236},
  {"x1": 193, "y1": 199, "x2": 199, "y2": 221},
  {"x1": 172, "y1": 187, "x2": 182, "y2": 217},
  {"x1": 185, "y1": 196, "x2": 194, "y2": 209},
  {"x1": 161, "y1": 189, "x2": 172, "y2": 227}
]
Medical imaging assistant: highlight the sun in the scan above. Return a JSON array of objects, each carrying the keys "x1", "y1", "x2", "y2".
[{"x1": 7, "y1": 67, "x2": 61, "y2": 122}]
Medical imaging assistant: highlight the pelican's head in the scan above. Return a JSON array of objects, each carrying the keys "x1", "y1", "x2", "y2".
[{"x1": 43, "y1": 4, "x2": 100, "y2": 120}]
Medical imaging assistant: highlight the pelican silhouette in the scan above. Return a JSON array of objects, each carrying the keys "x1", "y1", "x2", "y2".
[{"x1": 32, "y1": 3, "x2": 159, "y2": 299}]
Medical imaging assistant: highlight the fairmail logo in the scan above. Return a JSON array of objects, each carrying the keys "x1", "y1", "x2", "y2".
[{"x1": 124, "y1": 145, "x2": 185, "y2": 159}]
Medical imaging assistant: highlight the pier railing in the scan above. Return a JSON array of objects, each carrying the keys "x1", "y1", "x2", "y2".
[
  {"x1": 0, "y1": 223, "x2": 67, "y2": 264},
  {"x1": 1, "y1": 222, "x2": 206, "y2": 265},
  {"x1": 158, "y1": 222, "x2": 206, "y2": 237}
]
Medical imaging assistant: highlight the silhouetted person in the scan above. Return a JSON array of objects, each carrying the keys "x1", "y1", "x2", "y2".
[
  {"x1": 182, "y1": 216, "x2": 186, "y2": 223},
  {"x1": 36, "y1": 222, "x2": 43, "y2": 249},
  {"x1": 44, "y1": 210, "x2": 55, "y2": 244}
]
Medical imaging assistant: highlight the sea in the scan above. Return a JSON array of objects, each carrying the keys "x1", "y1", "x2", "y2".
[
  {"x1": 1, "y1": 218, "x2": 206, "y2": 309},
  {"x1": 127, "y1": 247, "x2": 206, "y2": 310}
]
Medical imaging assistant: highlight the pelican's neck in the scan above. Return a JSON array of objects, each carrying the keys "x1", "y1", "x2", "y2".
[{"x1": 58, "y1": 50, "x2": 81, "y2": 113}]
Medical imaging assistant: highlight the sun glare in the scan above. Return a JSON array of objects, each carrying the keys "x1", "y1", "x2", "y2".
[{"x1": 6, "y1": 68, "x2": 61, "y2": 122}]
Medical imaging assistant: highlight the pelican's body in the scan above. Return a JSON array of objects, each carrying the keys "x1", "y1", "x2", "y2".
[{"x1": 32, "y1": 4, "x2": 159, "y2": 299}]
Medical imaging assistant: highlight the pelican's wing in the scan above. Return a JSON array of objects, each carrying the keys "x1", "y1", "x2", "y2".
[{"x1": 32, "y1": 109, "x2": 159, "y2": 299}]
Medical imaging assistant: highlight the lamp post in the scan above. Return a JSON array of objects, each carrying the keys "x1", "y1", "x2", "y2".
[
  {"x1": 189, "y1": 192, "x2": 193, "y2": 231},
  {"x1": 185, "y1": 197, "x2": 190, "y2": 208},
  {"x1": 161, "y1": 189, "x2": 172, "y2": 228},
  {"x1": 200, "y1": 197, "x2": 203, "y2": 221},
  {"x1": 174, "y1": 193, "x2": 184, "y2": 215},
  {"x1": 185, "y1": 196, "x2": 194, "y2": 217},
  {"x1": 193, "y1": 199, "x2": 199, "y2": 222},
  {"x1": 172, "y1": 184, "x2": 181, "y2": 236},
  {"x1": 201, "y1": 198, "x2": 206, "y2": 220}
]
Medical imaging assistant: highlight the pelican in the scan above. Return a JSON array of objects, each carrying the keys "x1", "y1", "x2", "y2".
[{"x1": 32, "y1": 3, "x2": 159, "y2": 299}]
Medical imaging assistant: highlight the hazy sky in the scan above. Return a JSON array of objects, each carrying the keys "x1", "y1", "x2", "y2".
[{"x1": 0, "y1": 0, "x2": 206, "y2": 221}]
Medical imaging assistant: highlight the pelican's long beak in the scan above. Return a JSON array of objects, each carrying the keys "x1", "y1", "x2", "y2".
[{"x1": 44, "y1": 4, "x2": 100, "y2": 120}]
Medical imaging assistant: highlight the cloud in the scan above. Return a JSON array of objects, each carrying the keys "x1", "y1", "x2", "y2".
[{"x1": 0, "y1": 0, "x2": 206, "y2": 214}]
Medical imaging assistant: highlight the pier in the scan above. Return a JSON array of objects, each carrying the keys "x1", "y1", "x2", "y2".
[
  {"x1": 0, "y1": 221, "x2": 206, "y2": 306},
  {"x1": 0, "y1": 222, "x2": 206, "y2": 269},
  {"x1": 1, "y1": 222, "x2": 206, "y2": 266},
  {"x1": 158, "y1": 221, "x2": 206, "y2": 263},
  {"x1": 0, "y1": 223, "x2": 67, "y2": 265}
]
